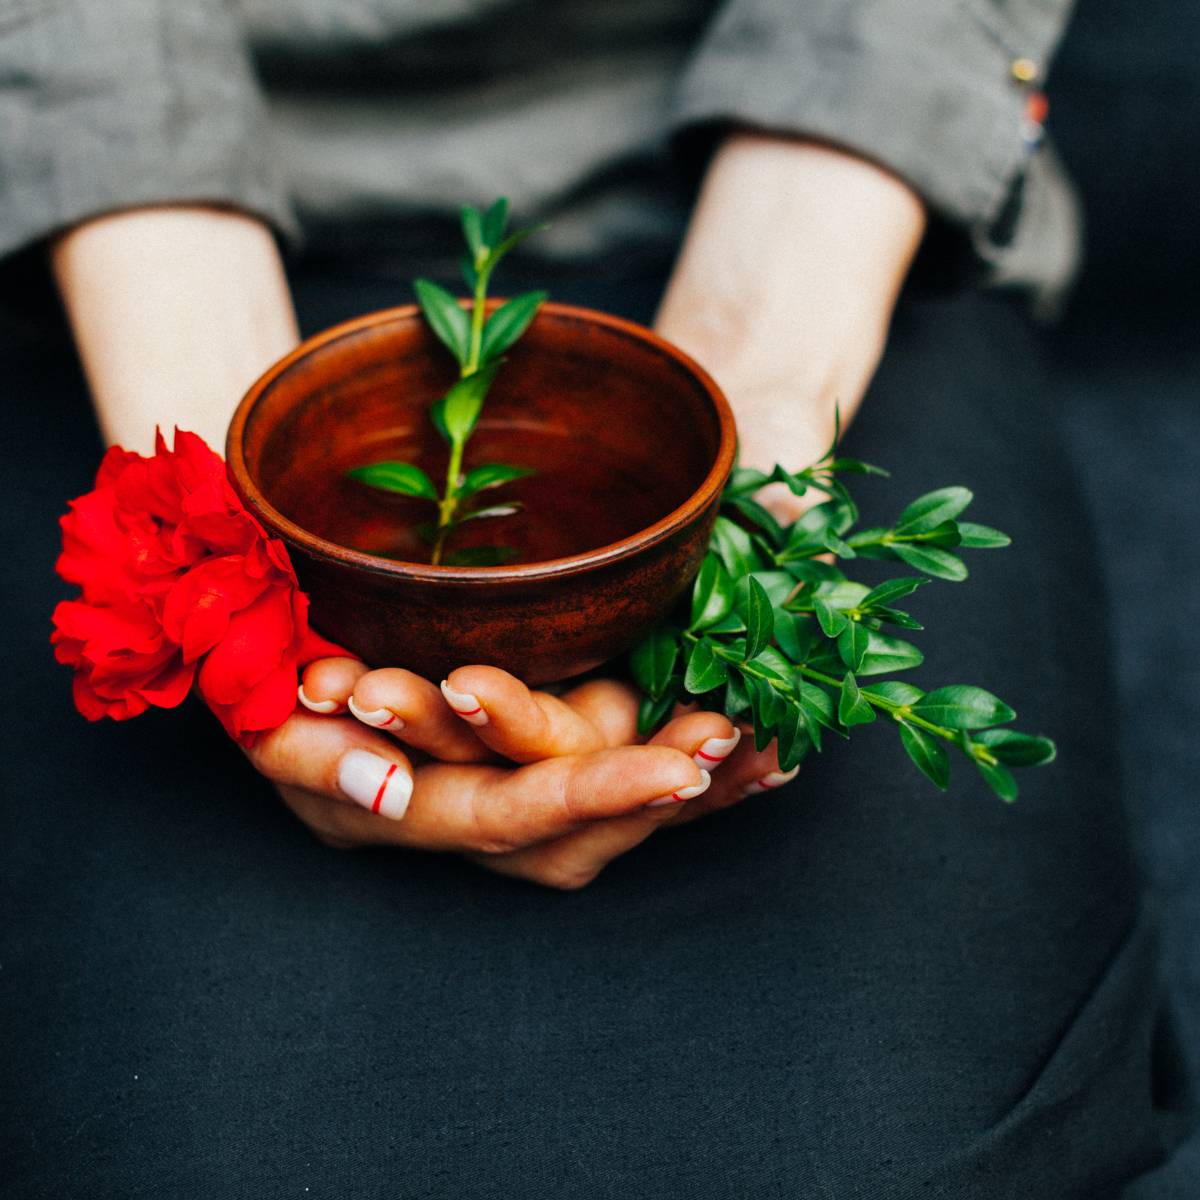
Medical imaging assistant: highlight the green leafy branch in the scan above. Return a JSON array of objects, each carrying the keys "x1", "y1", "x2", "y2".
[
  {"x1": 630, "y1": 429, "x2": 1055, "y2": 802},
  {"x1": 347, "y1": 198, "x2": 547, "y2": 566}
]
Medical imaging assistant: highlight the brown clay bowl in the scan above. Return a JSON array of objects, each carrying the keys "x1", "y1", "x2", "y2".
[{"x1": 226, "y1": 301, "x2": 736, "y2": 685}]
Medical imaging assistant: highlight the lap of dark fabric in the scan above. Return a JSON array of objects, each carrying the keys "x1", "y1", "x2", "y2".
[{"x1": 0, "y1": 269, "x2": 1187, "y2": 1198}]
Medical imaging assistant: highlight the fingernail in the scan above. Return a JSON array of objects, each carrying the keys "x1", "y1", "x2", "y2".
[
  {"x1": 742, "y1": 766, "x2": 800, "y2": 796},
  {"x1": 297, "y1": 683, "x2": 342, "y2": 715},
  {"x1": 337, "y1": 749, "x2": 412, "y2": 820},
  {"x1": 693, "y1": 729, "x2": 741, "y2": 768},
  {"x1": 646, "y1": 770, "x2": 711, "y2": 809},
  {"x1": 348, "y1": 695, "x2": 404, "y2": 730},
  {"x1": 440, "y1": 680, "x2": 488, "y2": 726}
]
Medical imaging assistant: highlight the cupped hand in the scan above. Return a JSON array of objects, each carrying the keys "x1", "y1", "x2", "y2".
[{"x1": 242, "y1": 658, "x2": 793, "y2": 889}]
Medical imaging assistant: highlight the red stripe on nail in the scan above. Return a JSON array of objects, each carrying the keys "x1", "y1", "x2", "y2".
[
  {"x1": 695, "y1": 748, "x2": 729, "y2": 762},
  {"x1": 755, "y1": 776, "x2": 777, "y2": 790},
  {"x1": 380, "y1": 713, "x2": 398, "y2": 727},
  {"x1": 372, "y1": 763, "x2": 398, "y2": 813},
  {"x1": 453, "y1": 705, "x2": 483, "y2": 717}
]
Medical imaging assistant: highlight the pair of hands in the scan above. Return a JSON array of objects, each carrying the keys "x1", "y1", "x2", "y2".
[{"x1": 251, "y1": 660, "x2": 794, "y2": 889}]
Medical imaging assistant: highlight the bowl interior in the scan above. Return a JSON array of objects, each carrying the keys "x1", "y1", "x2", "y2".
[{"x1": 239, "y1": 304, "x2": 727, "y2": 569}]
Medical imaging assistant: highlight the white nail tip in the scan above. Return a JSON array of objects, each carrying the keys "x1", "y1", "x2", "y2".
[
  {"x1": 297, "y1": 684, "x2": 341, "y2": 714},
  {"x1": 347, "y1": 695, "x2": 404, "y2": 730},
  {"x1": 693, "y1": 729, "x2": 741, "y2": 767},
  {"x1": 744, "y1": 766, "x2": 800, "y2": 795},
  {"x1": 647, "y1": 770, "x2": 712, "y2": 808},
  {"x1": 440, "y1": 680, "x2": 488, "y2": 726},
  {"x1": 337, "y1": 749, "x2": 412, "y2": 820}
]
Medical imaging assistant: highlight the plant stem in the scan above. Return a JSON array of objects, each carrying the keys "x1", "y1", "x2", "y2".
[
  {"x1": 692, "y1": 629, "x2": 992, "y2": 761},
  {"x1": 431, "y1": 258, "x2": 489, "y2": 565}
]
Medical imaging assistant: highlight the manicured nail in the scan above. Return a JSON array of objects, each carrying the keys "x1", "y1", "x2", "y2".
[
  {"x1": 440, "y1": 680, "x2": 488, "y2": 726},
  {"x1": 348, "y1": 695, "x2": 404, "y2": 730},
  {"x1": 646, "y1": 770, "x2": 711, "y2": 809},
  {"x1": 742, "y1": 766, "x2": 800, "y2": 796},
  {"x1": 337, "y1": 749, "x2": 412, "y2": 820},
  {"x1": 297, "y1": 683, "x2": 341, "y2": 715},
  {"x1": 693, "y1": 729, "x2": 741, "y2": 768}
]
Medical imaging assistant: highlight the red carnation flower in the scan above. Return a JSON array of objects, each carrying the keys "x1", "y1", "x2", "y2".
[{"x1": 52, "y1": 430, "x2": 344, "y2": 745}]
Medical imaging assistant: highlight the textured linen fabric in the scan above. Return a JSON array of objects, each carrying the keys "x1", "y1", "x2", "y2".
[
  {"x1": 0, "y1": 0, "x2": 1076, "y2": 298},
  {"x1": 1, "y1": 269, "x2": 1186, "y2": 1197}
]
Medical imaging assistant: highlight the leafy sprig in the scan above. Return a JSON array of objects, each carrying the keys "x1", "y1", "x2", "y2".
[
  {"x1": 347, "y1": 198, "x2": 546, "y2": 565},
  {"x1": 631, "y1": 429, "x2": 1055, "y2": 802}
]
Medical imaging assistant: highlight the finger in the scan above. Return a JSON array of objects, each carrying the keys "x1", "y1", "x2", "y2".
[
  {"x1": 347, "y1": 667, "x2": 490, "y2": 763},
  {"x1": 296, "y1": 656, "x2": 369, "y2": 715},
  {"x1": 472, "y1": 711, "x2": 740, "y2": 888},
  {"x1": 247, "y1": 710, "x2": 416, "y2": 822},
  {"x1": 668, "y1": 726, "x2": 800, "y2": 825},
  {"x1": 554, "y1": 678, "x2": 642, "y2": 747},
  {"x1": 314, "y1": 742, "x2": 708, "y2": 854},
  {"x1": 439, "y1": 665, "x2": 609, "y2": 762}
]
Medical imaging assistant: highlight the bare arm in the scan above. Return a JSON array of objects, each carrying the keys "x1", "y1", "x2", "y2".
[
  {"x1": 50, "y1": 206, "x2": 299, "y2": 453},
  {"x1": 656, "y1": 133, "x2": 926, "y2": 512}
]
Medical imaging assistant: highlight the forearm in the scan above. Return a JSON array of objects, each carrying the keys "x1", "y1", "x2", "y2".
[
  {"x1": 51, "y1": 206, "x2": 299, "y2": 454},
  {"x1": 656, "y1": 133, "x2": 926, "y2": 472}
]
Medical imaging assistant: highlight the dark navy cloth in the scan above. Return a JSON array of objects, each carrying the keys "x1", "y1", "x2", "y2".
[{"x1": 0, "y1": 269, "x2": 1187, "y2": 1197}]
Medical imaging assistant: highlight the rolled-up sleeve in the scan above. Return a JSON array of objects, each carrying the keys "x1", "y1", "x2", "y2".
[
  {"x1": 672, "y1": 0, "x2": 1080, "y2": 302},
  {"x1": 0, "y1": 0, "x2": 297, "y2": 259}
]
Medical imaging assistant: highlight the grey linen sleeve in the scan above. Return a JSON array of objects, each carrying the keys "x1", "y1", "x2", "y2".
[
  {"x1": 672, "y1": 0, "x2": 1081, "y2": 305},
  {"x1": 0, "y1": 0, "x2": 297, "y2": 260}
]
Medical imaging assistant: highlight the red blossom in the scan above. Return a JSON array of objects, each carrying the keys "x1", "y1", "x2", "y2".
[{"x1": 52, "y1": 429, "x2": 344, "y2": 746}]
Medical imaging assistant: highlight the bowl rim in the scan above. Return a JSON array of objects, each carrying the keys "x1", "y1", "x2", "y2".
[{"x1": 226, "y1": 300, "x2": 737, "y2": 585}]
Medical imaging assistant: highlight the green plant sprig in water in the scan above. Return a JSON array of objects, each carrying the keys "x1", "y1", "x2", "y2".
[
  {"x1": 630, "y1": 425, "x2": 1056, "y2": 803},
  {"x1": 348, "y1": 198, "x2": 547, "y2": 566}
]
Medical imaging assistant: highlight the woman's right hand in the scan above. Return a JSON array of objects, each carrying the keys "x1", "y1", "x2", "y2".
[{"x1": 242, "y1": 657, "x2": 793, "y2": 890}]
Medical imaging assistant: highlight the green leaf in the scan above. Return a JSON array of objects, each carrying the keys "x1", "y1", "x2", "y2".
[
  {"x1": 838, "y1": 672, "x2": 876, "y2": 726},
  {"x1": 775, "y1": 702, "x2": 809, "y2": 772},
  {"x1": 861, "y1": 577, "x2": 928, "y2": 609},
  {"x1": 637, "y1": 680, "x2": 680, "y2": 736},
  {"x1": 973, "y1": 729, "x2": 1056, "y2": 767},
  {"x1": 917, "y1": 520, "x2": 963, "y2": 547},
  {"x1": 861, "y1": 681, "x2": 925, "y2": 706},
  {"x1": 837, "y1": 621, "x2": 869, "y2": 672},
  {"x1": 723, "y1": 671, "x2": 752, "y2": 719},
  {"x1": 460, "y1": 253, "x2": 478, "y2": 291},
  {"x1": 690, "y1": 554, "x2": 735, "y2": 631},
  {"x1": 485, "y1": 223, "x2": 549, "y2": 272},
  {"x1": 747, "y1": 646, "x2": 793, "y2": 682},
  {"x1": 347, "y1": 461, "x2": 438, "y2": 500},
  {"x1": 704, "y1": 611, "x2": 747, "y2": 634},
  {"x1": 455, "y1": 501, "x2": 523, "y2": 524},
  {"x1": 711, "y1": 515, "x2": 764, "y2": 578},
  {"x1": 856, "y1": 631, "x2": 924, "y2": 676},
  {"x1": 822, "y1": 528, "x2": 856, "y2": 558},
  {"x1": 480, "y1": 291, "x2": 547, "y2": 362},
  {"x1": 459, "y1": 463, "x2": 533, "y2": 497},
  {"x1": 684, "y1": 638, "x2": 729, "y2": 694},
  {"x1": 413, "y1": 278, "x2": 470, "y2": 366},
  {"x1": 743, "y1": 577, "x2": 774, "y2": 661},
  {"x1": 727, "y1": 496, "x2": 785, "y2": 546},
  {"x1": 911, "y1": 685, "x2": 1016, "y2": 730},
  {"x1": 482, "y1": 196, "x2": 509, "y2": 247},
  {"x1": 782, "y1": 559, "x2": 846, "y2": 585},
  {"x1": 750, "y1": 677, "x2": 784, "y2": 750},
  {"x1": 630, "y1": 627, "x2": 679, "y2": 699},
  {"x1": 891, "y1": 543, "x2": 968, "y2": 581},
  {"x1": 869, "y1": 605, "x2": 924, "y2": 631},
  {"x1": 773, "y1": 611, "x2": 815, "y2": 663},
  {"x1": 829, "y1": 456, "x2": 889, "y2": 477},
  {"x1": 430, "y1": 395, "x2": 451, "y2": 444},
  {"x1": 723, "y1": 466, "x2": 770, "y2": 496},
  {"x1": 813, "y1": 597, "x2": 849, "y2": 638},
  {"x1": 898, "y1": 723, "x2": 949, "y2": 790},
  {"x1": 977, "y1": 759, "x2": 1019, "y2": 802},
  {"x1": 441, "y1": 545, "x2": 518, "y2": 567},
  {"x1": 460, "y1": 205, "x2": 484, "y2": 261},
  {"x1": 895, "y1": 486, "x2": 973, "y2": 535},
  {"x1": 957, "y1": 522, "x2": 1012, "y2": 549},
  {"x1": 441, "y1": 362, "x2": 500, "y2": 445}
]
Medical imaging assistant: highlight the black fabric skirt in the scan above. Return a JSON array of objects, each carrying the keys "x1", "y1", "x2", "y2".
[{"x1": 1, "y1": 267, "x2": 1187, "y2": 1198}]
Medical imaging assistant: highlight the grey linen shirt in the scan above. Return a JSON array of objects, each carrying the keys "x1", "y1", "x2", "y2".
[{"x1": 0, "y1": 0, "x2": 1080, "y2": 305}]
